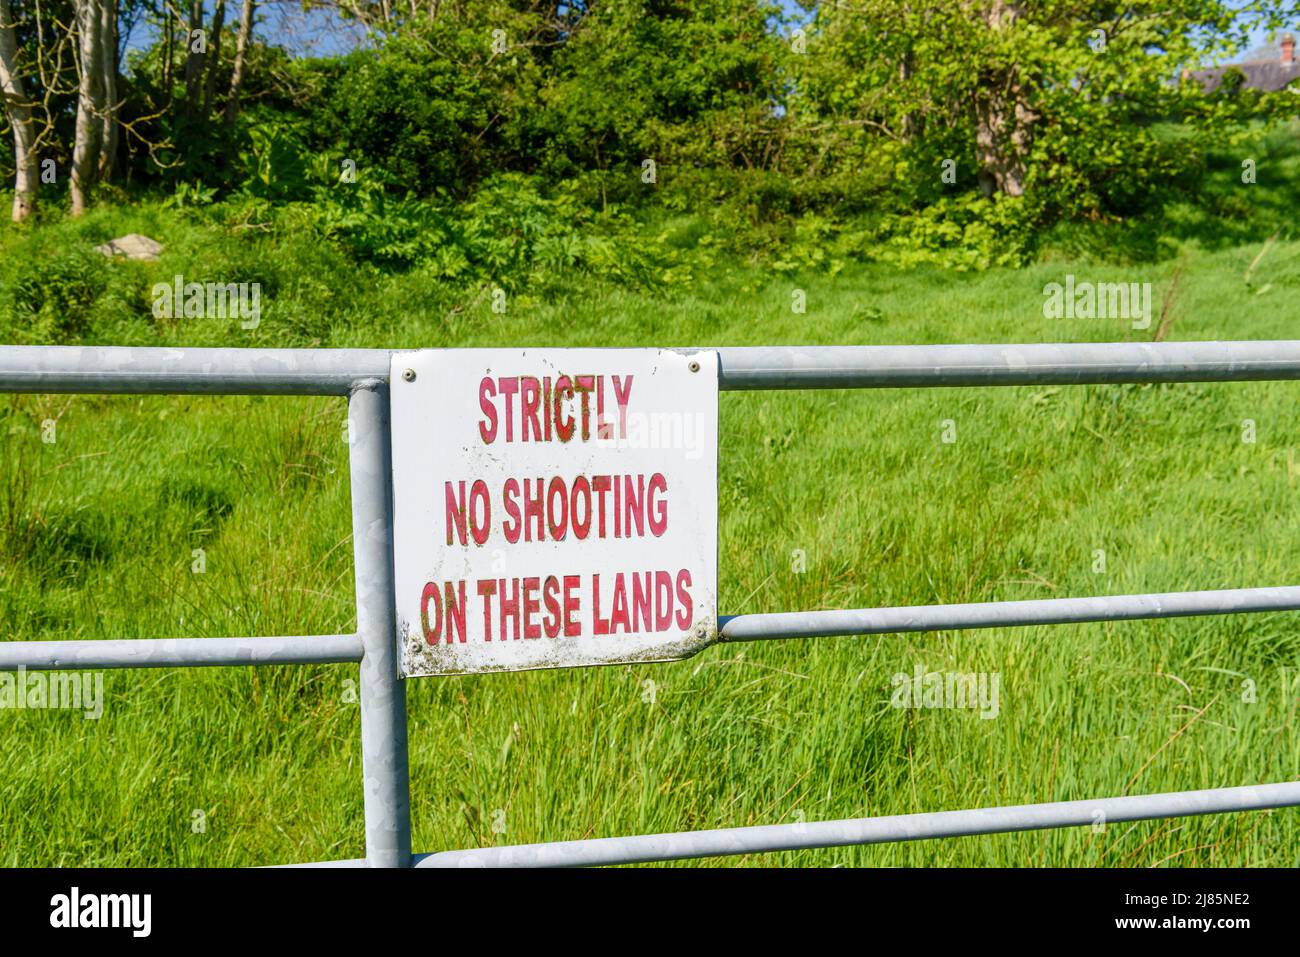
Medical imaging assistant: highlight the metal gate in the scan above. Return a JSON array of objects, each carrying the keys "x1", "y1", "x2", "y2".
[{"x1": 3, "y1": 341, "x2": 1300, "y2": 867}]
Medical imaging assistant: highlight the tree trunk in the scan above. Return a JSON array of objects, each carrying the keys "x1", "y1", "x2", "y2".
[
  {"x1": 0, "y1": 0, "x2": 37, "y2": 221},
  {"x1": 70, "y1": 0, "x2": 105, "y2": 217},
  {"x1": 899, "y1": 48, "x2": 920, "y2": 142},
  {"x1": 163, "y1": 10, "x2": 173, "y2": 91},
  {"x1": 183, "y1": 0, "x2": 204, "y2": 118},
  {"x1": 974, "y1": 89, "x2": 1034, "y2": 197},
  {"x1": 97, "y1": 0, "x2": 118, "y2": 181},
  {"x1": 973, "y1": 1, "x2": 1034, "y2": 198},
  {"x1": 223, "y1": 0, "x2": 255, "y2": 127},
  {"x1": 202, "y1": 0, "x2": 225, "y2": 115}
]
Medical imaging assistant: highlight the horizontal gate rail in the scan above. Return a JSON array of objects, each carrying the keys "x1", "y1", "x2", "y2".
[
  {"x1": 718, "y1": 585, "x2": 1300, "y2": 641},
  {"x1": 10, "y1": 340, "x2": 1300, "y2": 395},
  {"x1": 0, "y1": 346, "x2": 385, "y2": 395},
  {"x1": 8, "y1": 586, "x2": 1300, "y2": 672},
  {"x1": 0, "y1": 634, "x2": 363, "y2": 670},
  {"x1": 1, "y1": 341, "x2": 1298, "y2": 868},
  {"x1": 281, "y1": 781, "x2": 1300, "y2": 868},
  {"x1": 715, "y1": 341, "x2": 1300, "y2": 389},
  {"x1": 410, "y1": 782, "x2": 1300, "y2": 868}
]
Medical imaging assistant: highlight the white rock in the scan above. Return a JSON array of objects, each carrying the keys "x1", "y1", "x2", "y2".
[{"x1": 93, "y1": 234, "x2": 164, "y2": 261}]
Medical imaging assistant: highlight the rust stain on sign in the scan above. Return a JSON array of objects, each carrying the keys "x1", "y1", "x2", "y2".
[{"x1": 390, "y1": 348, "x2": 719, "y2": 677}]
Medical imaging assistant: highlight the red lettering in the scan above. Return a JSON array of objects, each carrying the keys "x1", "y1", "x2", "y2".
[
  {"x1": 614, "y1": 474, "x2": 621, "y2": 538},
  {"x1": 648, "y1": 473, "x2": 668, "y2": 536},
  {"x1": 595, "y1": 375, "x2": 607, "y2": 438},
  {"x1": 420, "y1": 581, "x2": 442, "y2": 644},
  {"x1": 575, "y1": 375, "x2": 595, "y2": 440},
  {"x1": 499, "y1": 578, "x2": 521, "y2": 640},
  {"x1": 612, "y1": 375, "x2": 634, "y2": 438},
  {"x1": 631, "y1": 571, "x2": 651, "y2": 633},
  {"x1": 543, "y1": 576, "x2": 562, "y2": 638},
  {"x1": 521, "y1": 377, "x2": 541, "y2": 442},
  {"x1": 445, "y1": 481, "x2": 468, "y2": 546},
  {"x1": 592, "y1": 574, "x2": 609, "y2": 635},
  {"x1": 445, "y1": 581, "x2": 467, "y2": 643},
  {"x1": 554, "y1": 376, "x2": 575, "y2": 442},
  {"x1": 523, "y1": 576, "x2": 541, "y2": 639},
  {"x1": 477, "y1": 579, "x2": 496, "y2": 639},
  {"x1": 522, "y1": 478, "x2": 544, "y2": 542},
  {"x1": 543, "y1": 377, "x2": 552, "y2": 441},
  {"x1": 592, "y1": 475, "x2": 611, "y2": 537},
  {"x1": 610, "y1": 573, "x2": 630, "y2": 633},
  {"x1": 623, "y1": 474, "x2": 645, "y2": 538},
  {"x1": 563, "y1": 575, "x2": 581, "y2": 637},
  {"x1": 469, "y1": 479, "x2": 490, "y2": 546},
  {"x1": 675, "y1": 570, "x2": 693, "y2": 630},
  {"x1": 478, "y1": 377, "x2": 497, "y2": 444},
  {"x1": 546, "y1": 476, "x2": 567, "y2": 540},
  {"x1": 502, "y1": 478, "x2": 521, "y2": 544},
  {"x1": 571, "y1": 476, "x2": 592, "y2": 539},
  {"x1": 654, "y1": 571, "x2": 674, "y2": 631},
  {"x1": 498, "y1": 377, "x2": 519, "y2": 442}
]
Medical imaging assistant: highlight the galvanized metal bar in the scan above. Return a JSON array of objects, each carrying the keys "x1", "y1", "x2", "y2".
[
  {"x1": 413, "y1": 780, "x2": 1300, "y2": 868},
  {"x1": 0, "y1": 345, "x2": 390, "y2": 395},
  {"x1": 718, "y1": 585, "x2": 1300, "y2": 642},
  {"x1": 0, "y1": 634, "x2": 362, "y2": 670},
  {"x1": 348, "y1": 379, "x2": 413, "y2": 868},
  {"x1": 273, "y1": 858, "x2": 370, "y2": 868},
  {"x1": 10, "y1": 341, "x2": 1300, "y2": 397},
  {"x1": 713, "y1": 341, "x2": 1300, "y2": 390}
]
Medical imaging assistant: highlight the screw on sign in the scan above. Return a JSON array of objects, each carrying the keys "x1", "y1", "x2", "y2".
[{"x1": 389, "y1": 348, "x2": 719, "y2": 676}]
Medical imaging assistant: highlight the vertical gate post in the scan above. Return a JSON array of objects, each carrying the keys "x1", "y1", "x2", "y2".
[{"x1": 348, "y1": 379, "x2": 412, "y2": 867}]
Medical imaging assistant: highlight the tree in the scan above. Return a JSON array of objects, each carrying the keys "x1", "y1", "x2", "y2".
[
  {"x1": 201, "y1": 0, "x2": 224, "y2": 115},
  {"x1": 97, "y1": 0, "x2": 119, "y2": 180},
  {"x1": 971, "y1": 1, "x2": 1034, "y2": 197},
  {"x1": 0, "y1": 0, "x2": 38, "y2": 221},
  {"x1": 536, "y1": 0, "x2": 785, "y2": 194},
  {"x1": 792, "y1": 0, "x2": 1269, "y2": 217},
  {"x1": 183, "y1": 0, "x2": 203, "y2": 116},
  {"x1": 70, "y1": 0, "x2": 108, "y2": 216},
  {"x1": 223, "y1": 0, "x2": 255, "y2": 127}
]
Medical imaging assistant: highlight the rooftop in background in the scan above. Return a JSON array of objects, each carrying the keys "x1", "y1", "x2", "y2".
[{"x1": 1191, "y1": 33, "x2": 1300, "y2": 93}]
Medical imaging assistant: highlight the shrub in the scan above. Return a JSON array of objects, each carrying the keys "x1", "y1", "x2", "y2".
[{"x1": 8, "y1": 247, "x2": 110, "y2": 341}]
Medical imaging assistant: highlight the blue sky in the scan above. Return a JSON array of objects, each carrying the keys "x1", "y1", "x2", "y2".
[
  {"x1": 126, "y1": 1, "x2": 1291, "y2": 65},
  {"x1": 124, "y1": 3, "x2": 368, "y2": 59}
]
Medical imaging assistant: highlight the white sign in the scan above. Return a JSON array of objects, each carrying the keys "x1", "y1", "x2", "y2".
[{"x1": 390, "y1": 348, "x2": 718, "y2": 677}]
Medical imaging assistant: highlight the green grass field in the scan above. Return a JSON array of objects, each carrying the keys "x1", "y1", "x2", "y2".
[{"x1": 3, "y1": 186, "x2": 1300, "y2": 866}]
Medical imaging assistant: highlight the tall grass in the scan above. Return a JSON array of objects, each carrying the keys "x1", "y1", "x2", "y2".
[{"x1": 2, "y1": 174, "x2": 1300, "y2": 865}]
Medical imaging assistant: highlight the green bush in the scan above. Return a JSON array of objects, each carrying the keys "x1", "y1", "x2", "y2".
[
  {"x1": 856, "y1": 195, "x2": 1038, "y2": 271},
  {"x1": 8, "y1": 247, "x2": 111, "y2": 341}
]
